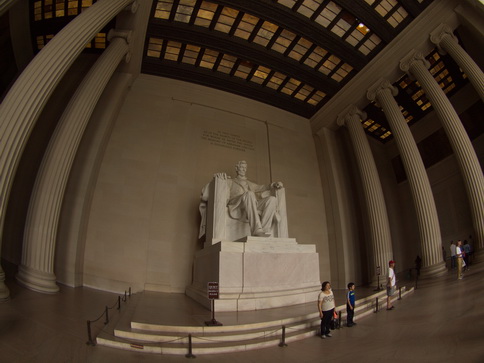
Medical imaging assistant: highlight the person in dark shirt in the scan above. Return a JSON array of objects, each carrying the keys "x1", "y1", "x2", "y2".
[{"x1": 346, "y1": 282, "x2": 356, "y2": 327}]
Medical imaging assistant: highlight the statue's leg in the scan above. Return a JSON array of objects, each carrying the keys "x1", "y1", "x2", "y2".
[
  {"x1": 241, "y1": 191, "x2": 263, "y2": 235},
  {"x1": 257, "y1": 196, "x2": 277, "y2": 233}
]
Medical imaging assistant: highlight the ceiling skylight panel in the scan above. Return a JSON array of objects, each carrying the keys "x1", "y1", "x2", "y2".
[
  {"x1": 174, "y1": 0, "x2": 196, "y2": 23},
  {"x1": 252, "y1": 66, "x2": 271, "y2": 85},
  {"x1": 271, "y1": 29, "x2": 297, "y2": 54},
  {"x1": 288, "y1": 38, "x2": 313, "y2": 61},
  {"x1": 281, "y1": 78, "x2": 301, "y2": 95},
  {"x1": 182, "y1": 44, "x2": 201, "y2": 65},
  {"x1": 164, "y1": 41, "x2": 182, "y2": 61},
  {"x1": 253, "y1": 21, "x2": 278, "y2": 47},
  {"x1": 154, "y1": 0, "x2": 173, "y2": 20},
  {"x1": 200, "y1": 49, "x2": 219, "y2": 69},
  {"x1": 303, "y1": 46, "x2": 328, "y2": 68},
  {"x1": 266, "y1": 72, "x2": 287, "y2": 90},
  {"x1": 234, "y1": 13, "x2": 260, "y2": 40},
  {"x1": 214, "y1": 7, "x2": 239, "y2": 33},
  {"x1": 307, "y1": 90, "x2": 326, "y2": 105},
  {"x1": 296, "y1": 0, "x2": 321, "y2": 18},
  {"x1": 294, "y1": 84, "x2": 314, "y2": 101},
  {"x1": 194, "y1": 1, "x2": 217, "y2": 27},
  {"x1": 315, "y1": 2, "x2": 341, "y2": 28},
  {"x1": 218, "y1": 54, "x2": 237, "y2": 74}
]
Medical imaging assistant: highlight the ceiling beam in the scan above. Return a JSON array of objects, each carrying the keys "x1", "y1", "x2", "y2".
[
  {"x1": 142, "y1": 58, "x2": 316, "y2": 118},
  {"x1": 210, "y1": 0, "x2": 368, "y2": 70},
  {"x1": 332, "y1": 0, "x2": 397, "y2": 43},
  {"x1": 147, "y1": 20, "x2": 341, "y2": 95}
]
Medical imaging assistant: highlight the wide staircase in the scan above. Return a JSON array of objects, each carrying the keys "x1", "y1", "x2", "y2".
[{"x1": 96, "y1": 286, "x2": 413, "y2": 356}]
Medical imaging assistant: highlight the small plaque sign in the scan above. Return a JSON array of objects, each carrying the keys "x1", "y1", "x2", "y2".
[
  {"x1": 376, "y1": 266, "x2": 381, "y2": 276},
  {"x1": 207, "y1": 282, "x2": 219, "y2": 300}
]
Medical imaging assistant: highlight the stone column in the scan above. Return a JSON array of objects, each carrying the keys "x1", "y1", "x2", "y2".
[
  {"x1": 430, "y1": 24, "x2": 484, "y2": 101},
  {"x1": 400, "y1": 50, "x2": 484, "y2": 260},
  {"x1": 0, "y1": 0, "x2": 135, "y2": 300},
  {"x1": 337, "y1": 105, "x2": 393, "y2": 285},
  {"x1": 16, "y1": 31, "x2": 131, "y2": 293},
  {"x1": 0, "y1": 0, "x2": 19, "y2": 16},
  {"x1": 367, "y1": 79, "x2": 446, "y2": 277}
]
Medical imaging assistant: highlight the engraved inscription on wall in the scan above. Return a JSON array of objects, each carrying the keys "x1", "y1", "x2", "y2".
[{"x1": 202, "y1": 130, "x2": 255, "y2": 152}]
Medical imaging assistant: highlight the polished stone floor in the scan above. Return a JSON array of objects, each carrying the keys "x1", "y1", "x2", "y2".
[{"x1": 1, "y1": 261, "x2": 483, "y2": 363}]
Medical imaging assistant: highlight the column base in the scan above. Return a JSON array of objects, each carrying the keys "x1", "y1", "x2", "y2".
[
  {"x1": 419, "y1": 261, "x2": 447, "y2": 278},
  {"x1": 16, "y1": 265, "x2": 59, "y2": 294},
  {"x1": 472, "y1": 248, "x2": 484, "y2": 263},
  {"x1": 0, "y1": 268, "x2": 9, "y2": 301}
]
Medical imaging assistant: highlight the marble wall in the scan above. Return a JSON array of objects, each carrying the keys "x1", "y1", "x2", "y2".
[{"x1": 79, "y1": 74, "x2": 329, "y2": 293}]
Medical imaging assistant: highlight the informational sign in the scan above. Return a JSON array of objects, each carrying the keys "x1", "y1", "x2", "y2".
[
  {"x1": 207, "y1": 282, "x2": 219, "y2": 300},
  {"x1": 376, "y1": 266, "x2": 381, "y2": 276}
]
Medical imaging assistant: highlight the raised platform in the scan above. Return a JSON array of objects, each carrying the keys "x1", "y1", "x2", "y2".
[
  {"x1": 95, "y1": 286, "x2": 414, "y2": 355},
  {"x1": 186, "y1": 237, "x2": 321, "y2": 311}
]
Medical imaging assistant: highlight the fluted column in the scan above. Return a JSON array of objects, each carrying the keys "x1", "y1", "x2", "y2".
[
  {"x1": 367, "y1": 79, "x2": 446, "y2": 277},
  {"x1": 0, "y1": 0, "x2": 134, "y2": 299},
  {"x1": 16, "y1": 31, "x2": 131, "y2": 293},
  {"x1": 0, "y1": 0, "x2": 19, "y2": 17},
  {"x1": 430, "y1": 24, "x2": 484, "y2": 101},
  {"x1": 337, "y1": 105, "x2": 393, "y2": 284},
  {"x1": 401, "y1": 50, "x2": 484, "y2": 260}
]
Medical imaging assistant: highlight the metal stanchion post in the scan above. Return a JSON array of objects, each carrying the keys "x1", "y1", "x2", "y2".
[
  {"x1": 185, "y1": 334, "x2": 196, "y2": 358},
  {"x1": 86, "y1": 321, "x2": 96, "y2": 346},
  {"x1": 374, "y1": 297, "x2": 379, "y2": 313},
  {"x1": 398, "y1": 287, "x2": 402, "y2": 300},
  {"x1": 104, "y1": 306, "x2": 109, "y2": 325},
  {"x1": 117, "y1": 296, "x2": 121, "y2": 310},
  {"x1": 279, "y1": 325, "x2": 288, "y2": 347}
]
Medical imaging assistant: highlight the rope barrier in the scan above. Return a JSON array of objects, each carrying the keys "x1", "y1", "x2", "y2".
[
  {"x1": 278, "y1": 325, "x2": 288, "y2": 347},
  {"x1": 85, "y1": 287, "x2": 131, "y2": 346},
  {"x1": 185, "y1": 334, "x2": 196, "y2": 358}
]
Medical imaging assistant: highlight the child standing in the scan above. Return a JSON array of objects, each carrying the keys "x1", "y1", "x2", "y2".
[{"x1": 346, "y1": 282, "x2": 356, "y2": 327}]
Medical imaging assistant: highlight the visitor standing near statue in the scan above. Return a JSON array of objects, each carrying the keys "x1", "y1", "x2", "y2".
[
  {"x1": 214, "y1": 160, "x2": 283, "y2": 237},
  {"x1": 456, "y1": 240, "x2": 465, "y2": 280},
  {"x1": 318, "y1": 281, "x2": 336, "y2": 339},
  {"x1": 450, "y1": 241, "x2": 456, "y2": 270},
  {"x1": 387, "y1": 260, "x2": 396, "y2": 310}
]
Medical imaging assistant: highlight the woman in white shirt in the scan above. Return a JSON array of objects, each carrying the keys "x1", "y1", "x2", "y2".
[{"x1": 318, "y1": 281, "x2": 336, "y2": 339}]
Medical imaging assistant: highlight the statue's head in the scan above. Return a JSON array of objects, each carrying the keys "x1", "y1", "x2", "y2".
[{"x1": 235, "y1": 160, "x2": 247, "y2": 176}]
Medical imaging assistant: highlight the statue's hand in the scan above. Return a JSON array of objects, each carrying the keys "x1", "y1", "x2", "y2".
[
  {"x1": 271, "y1": 181, "x2": 283, "y2": 189},
  {"x1": 214, "y1": 172, "x2": 229, "y2": 180}
]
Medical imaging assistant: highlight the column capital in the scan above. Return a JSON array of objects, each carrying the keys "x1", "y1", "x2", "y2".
[
  {"x1": 367, "y1": 78, "x2": 398, "y2": 103},
  {"x1": 107, "y1": 29, "x2": 132, "y2": 43},
  {"x1": 400, "y1": 49, "x2": 430, "y2": 75},
  {"x1": 336, "y1": 104, "x2": 367, "y2": 127},
  {"x1": 430, "y1": 23, "x2": 458, "y2": 52},
  {"x1": 125, "y1": 0, "x2": 139, "y2": 13}
]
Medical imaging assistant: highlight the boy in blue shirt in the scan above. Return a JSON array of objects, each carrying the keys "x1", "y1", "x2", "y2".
[{"x1": 346, "y1": 282, "x2": 356, "y2": 327}]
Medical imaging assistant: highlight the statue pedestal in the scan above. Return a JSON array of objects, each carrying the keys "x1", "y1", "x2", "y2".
[{"x1": 186, "y1": 237, "x2": 321, "y2": 312}]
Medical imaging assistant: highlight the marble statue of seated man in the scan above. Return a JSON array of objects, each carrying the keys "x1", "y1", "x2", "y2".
[
  {"x1": 215, "y1": 160, "x2": 284, "y2": 237},
  {"x1": 199, "y1": 160, "x2": 285, "y2": 240}
]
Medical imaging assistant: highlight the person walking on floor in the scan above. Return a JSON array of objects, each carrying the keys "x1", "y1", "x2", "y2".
[
  {"x1": 456, "y1": 240, "x2": 465, "y2": 280},
  {"x1": 346, "y1": 282, "x2": 356, "y2": 327},
  {"x1": 450, "y1": 241, "x2": 456, "y2": 270},
  {"x1": 318, "y1": 281, "x2": 336, "y2": 339},
  {"x1": 387, "y1": 260, "x2": 396, "y2": 310}
]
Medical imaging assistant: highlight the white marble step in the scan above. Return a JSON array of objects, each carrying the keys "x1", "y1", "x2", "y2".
[{"x1": 95, "y1": 286, "x2": 414, "y2": 355}]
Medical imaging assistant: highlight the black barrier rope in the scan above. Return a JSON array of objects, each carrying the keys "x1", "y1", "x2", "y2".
[{"x1": 86, "y1": 287, "x2": 131, "y2": 346}]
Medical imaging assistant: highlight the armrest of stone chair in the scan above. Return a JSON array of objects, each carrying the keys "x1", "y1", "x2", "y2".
[
  {"x1": 205, "y1": 176, "x2": 230, "y2": 245},
  {"x1": 274, "y1": 187, "x2": 289, "y2": 238}
]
